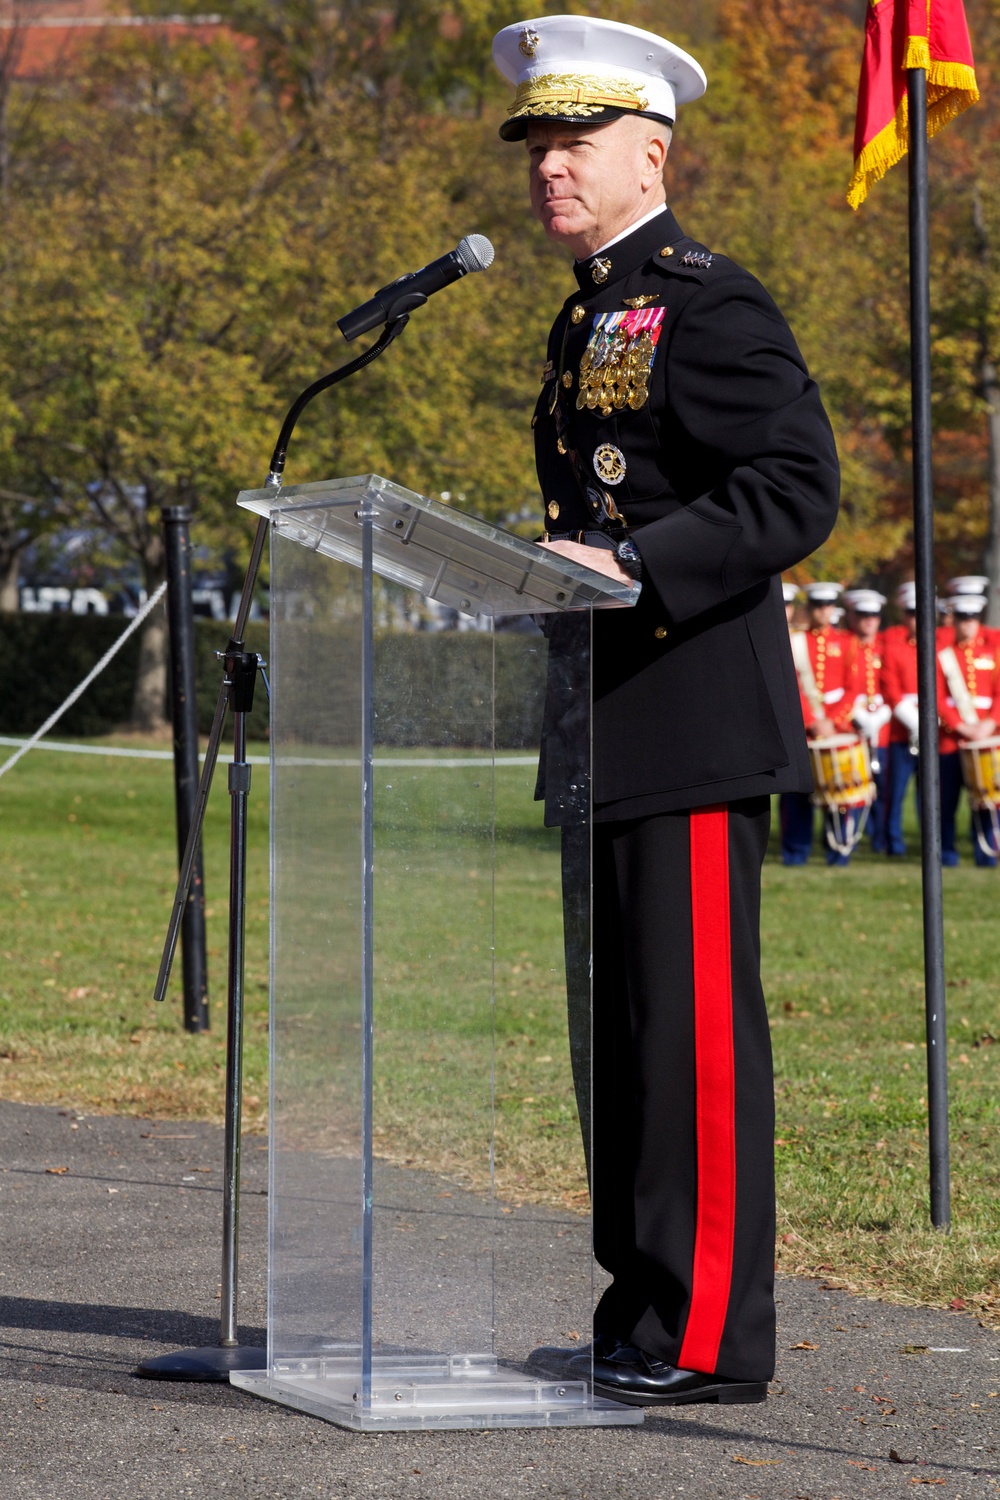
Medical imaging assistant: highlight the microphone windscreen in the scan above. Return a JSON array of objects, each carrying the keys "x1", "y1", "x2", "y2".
[{"x1": 456, "y1": 234, "x2": 495, "y2": 273}]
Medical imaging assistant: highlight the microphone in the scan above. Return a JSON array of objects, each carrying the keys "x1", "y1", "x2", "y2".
[{"x1": 337, "y1": 234, "x2": 495, "y2": 341}]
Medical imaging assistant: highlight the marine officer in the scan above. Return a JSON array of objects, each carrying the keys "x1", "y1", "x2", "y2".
[{"x1": 493, "y1": 14, "x2": 839, "y2": 1406}]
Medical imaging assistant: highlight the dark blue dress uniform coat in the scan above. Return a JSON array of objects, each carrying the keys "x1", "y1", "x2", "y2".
[
  {"x1": 536, "y1": 206, "x2": 840, "y2": 1387},
  {"x1": 535, "y1": 207, "x2": 839, "y2": 819}
]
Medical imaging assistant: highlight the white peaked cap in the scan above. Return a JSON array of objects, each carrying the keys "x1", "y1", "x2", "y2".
[
  {"x1": 493, "y1": 15, "x2": 707, "y2": 141},
  {"x1": 896, "y1": 582, "x2": 917, "y2": 610},
  {"x1": 804, "y1": 581, "x2": 843, "y2": 604},
  {"x1": 947, "y1": 575, "x2": 990, "y2": 596},
  {"x1": 843, "y1": 589, "x2": 886, "y2": 613},
  {"x1": 952, "y1": 592, "x2": 988, "y2": 615},
  {"x1": 782, "y1": 581, "x2": 799, "y2": 604}
]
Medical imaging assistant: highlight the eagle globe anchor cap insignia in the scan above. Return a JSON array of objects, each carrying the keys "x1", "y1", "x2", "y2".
[{"x1": 491, "y1": 15, "x2": 707, "y2": 142}]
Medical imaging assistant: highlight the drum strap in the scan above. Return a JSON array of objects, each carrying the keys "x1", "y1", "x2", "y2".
[
  {"x1": 790, "y1": 631, "x2": 824, "y2": 719},
  {"x1": 939, "y1": 647, "x2": 979, "y2": 725}
]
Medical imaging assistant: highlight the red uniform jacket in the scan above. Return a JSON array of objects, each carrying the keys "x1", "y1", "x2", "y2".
[
  {"x1": 844, "y1": 633, "x2": 890, "y2": 748},
  {"x1": 881, "y1": 629, "x2": 919, "y2": 746},
  {"x1": 936, "y1": 636, "x2": 1000, "y2": 754},
  {"x1": 794, "y1": 626, "x2": 853, "y2": 732}
]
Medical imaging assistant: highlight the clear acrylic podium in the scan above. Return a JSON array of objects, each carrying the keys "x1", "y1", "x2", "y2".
[{"x1": 229, "y1": 475, "x2": 642, "y2": 1430}]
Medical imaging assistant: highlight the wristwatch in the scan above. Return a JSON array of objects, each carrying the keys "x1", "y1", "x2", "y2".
[{"x1": 614, "y1": 537, "x2": 643, "y2": 582}]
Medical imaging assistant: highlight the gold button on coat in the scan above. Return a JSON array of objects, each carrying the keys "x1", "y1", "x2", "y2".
[
  {"x1": 654, "y1": 626, "x2": 668, "y2": 640},
  {"x1": 547, "y1": 501, "x2": 560, "y2": 520},
  {"x1": 561, "y1": 371, "x2": 573, "y2": 388},
  {"x1": 659, "y1": 245, "x2": 675, "y2": 258},
  {"x1": 571, "y1": 305, "x2": 587, "y2": 324}
]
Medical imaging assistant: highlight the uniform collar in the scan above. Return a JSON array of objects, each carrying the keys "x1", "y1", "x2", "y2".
[{"x1": 573, "y1": 206, "x2": 685, "y2": 292}]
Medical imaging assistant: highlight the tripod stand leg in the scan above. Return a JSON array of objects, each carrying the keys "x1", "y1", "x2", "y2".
[{"x1": 221, "y1": 708, "x2": 251, "y2": 1347}]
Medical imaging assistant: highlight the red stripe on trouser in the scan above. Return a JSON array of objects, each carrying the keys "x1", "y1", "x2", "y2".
[{"x1": 677, "y1": 805, "x2": 736, "y2": 1374}]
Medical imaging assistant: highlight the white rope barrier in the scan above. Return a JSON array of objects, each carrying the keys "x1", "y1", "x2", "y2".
[
  {"x1": 0, "y1": 581, "x2": 169, "y2": 781},
  {"x1": 0, "y1": 735, "x2": 536, "y2": 770}
]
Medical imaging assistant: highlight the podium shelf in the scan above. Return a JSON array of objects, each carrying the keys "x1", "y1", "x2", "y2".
[{"x1": 237, "y1": 474, "x2": 639, "y2": 617}]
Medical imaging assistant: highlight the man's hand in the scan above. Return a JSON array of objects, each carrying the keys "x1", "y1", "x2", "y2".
[
  {"x1": 537, "y1": 537, "x2": 631, "y2": 584},
  {"x1": 807, "y1": 717, "x2": 835, "y2": 740},
  {"x1": 958, "y1": 719, "x2": 997, "y2": 741}
]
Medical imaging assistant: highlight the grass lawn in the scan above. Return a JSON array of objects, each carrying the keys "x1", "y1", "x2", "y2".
[{"x1": 1, "y1": 735, "x2": 998, "y2": 1328}]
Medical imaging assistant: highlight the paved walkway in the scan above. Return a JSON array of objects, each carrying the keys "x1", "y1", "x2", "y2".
[{"x1": 1, "y1": 1099, "x2": 998, "y2": 1499}]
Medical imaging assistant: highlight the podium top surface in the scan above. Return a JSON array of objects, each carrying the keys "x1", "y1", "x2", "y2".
[{"x1": 237, "y1": 475, "x2": 640, "y2": 616}]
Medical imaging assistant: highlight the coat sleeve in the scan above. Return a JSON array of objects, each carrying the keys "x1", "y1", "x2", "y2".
[{"x1": 632, "y1": 272, "x2": 840, "y2": 626}]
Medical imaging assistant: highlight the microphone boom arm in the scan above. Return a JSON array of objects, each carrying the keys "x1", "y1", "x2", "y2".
[{"x1": 154, "y1": 310, "x2": 415, "y2": 1002}]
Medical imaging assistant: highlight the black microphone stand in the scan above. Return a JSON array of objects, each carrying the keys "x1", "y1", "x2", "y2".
[{"x1": 137, "y1": 304, "x2": 420, "y2": 1381}]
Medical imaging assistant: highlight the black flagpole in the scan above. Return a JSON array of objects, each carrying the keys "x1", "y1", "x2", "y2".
[{"x1": 907, "y1": 65, "x2": 951, "y2": 1230}]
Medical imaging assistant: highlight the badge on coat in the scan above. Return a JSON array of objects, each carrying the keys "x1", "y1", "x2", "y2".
[
  {"x1": 593, "y1": 443, "x2": 626, "y2": 485},
  {"x1": 577, "y1": 308, "x2": 665, "y2": 416}
]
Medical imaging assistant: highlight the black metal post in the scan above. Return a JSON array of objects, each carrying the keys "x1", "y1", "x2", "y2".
[
  {"x1": 162, "y1": 506, "x2": 210, "y2": 1033},
  {"x1": 908, "y1": 67, "x2": 951, "y2": 1231},
  {"x1": 137, "y1": 648, "x2": 265, "y2": 1381}
]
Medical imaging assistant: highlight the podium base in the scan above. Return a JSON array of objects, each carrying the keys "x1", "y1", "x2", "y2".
[
  {"x1": 231, "y1": 1352, "x2": 641, "y2": 1430},
  {"x1": 135, "y1": 1344, "x2": 266, "y2": 1382}
]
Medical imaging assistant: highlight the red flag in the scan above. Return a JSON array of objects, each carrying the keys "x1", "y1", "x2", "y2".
[{"x1": 847, "y1": 0, "x2": 978, "y2": 210}]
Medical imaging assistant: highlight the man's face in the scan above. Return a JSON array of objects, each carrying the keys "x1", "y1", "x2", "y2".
[
  {"x1": 809, "y1": 603, "x2": 837, "y2": 630},
  {"x1": 956, "y1": 614, "x2": 981, "y2": 642},
  {"x1": 855, "y1": 612, "x2": 881, "y2": 642},
  {"x1": 525, "y1": 116, "x2": 667, "y2": 258}
]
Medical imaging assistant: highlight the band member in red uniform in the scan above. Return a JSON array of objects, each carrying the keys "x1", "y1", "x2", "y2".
[
  {"x1": 946, "y1": 576, "x2": 998, "y2": 650},
  {"x1": 842, "y1": 589, "x2": 890, "y2": 854},
  {"x1": 937, "y1": 592, "x2": 1000, "y2": 867},
  {"x1": 881, "y1": 582, "x2": 920, "y2": 857},
  {"x1": 783, "y1": 582, "x2": 852, "y2": 864}
]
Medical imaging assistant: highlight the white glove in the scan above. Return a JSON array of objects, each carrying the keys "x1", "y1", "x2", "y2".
[
  {"x1": 893, "y1": 698, "x2": 920, "y2": 734},
  {"x1": 853, "y1": 707, "x2": 876, "y2": 740}
]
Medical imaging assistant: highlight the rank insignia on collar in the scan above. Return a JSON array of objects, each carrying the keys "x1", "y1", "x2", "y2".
[
  {"x1": 591, "y1": 257, "x2": 612, "y2": 285},
  {"x1": 679, "y1": 249, "x2": 713, "y2": 269},
  {"x1": 623, "y1": 295, "x2": 659, "y2": 309},
  {"x1": 593, "y1": 443, "x2": 626, "y2": 486}
]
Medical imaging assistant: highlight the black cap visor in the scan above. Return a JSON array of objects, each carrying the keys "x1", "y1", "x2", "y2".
[{"x1": 500, "y1": 107, "x2": 673, "y2": 142}]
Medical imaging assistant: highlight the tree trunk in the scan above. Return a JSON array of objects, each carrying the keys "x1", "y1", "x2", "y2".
[
  {"x1": 130, "y1": 532, "x2": 169, "y2": 733},
  {"x1": 982, "y1": 354, "x2": 1000, "y2": 628}
]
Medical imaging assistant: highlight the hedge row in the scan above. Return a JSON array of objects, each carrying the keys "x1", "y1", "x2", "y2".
[{"x1": 0, "y1": 614, "x2": 547, "y2": 748}]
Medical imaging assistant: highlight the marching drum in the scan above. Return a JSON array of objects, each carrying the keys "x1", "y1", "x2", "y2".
[
  {"x1": 959, "y1": 736, "x2": 1000, "y2": 859},
  {"x1": 809, "y1": 734, "x2": 876, "y2": 856}
]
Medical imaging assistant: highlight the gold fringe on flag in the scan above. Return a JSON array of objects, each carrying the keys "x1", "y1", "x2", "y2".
[{"x1": 847, "y1": 55, "x2": 979, "y2": 210}]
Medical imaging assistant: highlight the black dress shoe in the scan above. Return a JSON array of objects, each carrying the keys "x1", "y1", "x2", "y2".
[
  {"x1": 592, "y1": 1344, "x2": 768, "y2": 1407},
  {"x1": 525, "y1": 1332, "x2": 624, "y2": 1380}
]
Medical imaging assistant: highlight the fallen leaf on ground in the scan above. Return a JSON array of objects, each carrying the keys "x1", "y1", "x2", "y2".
[
  {"x1": 848, "y1": 1461, "x2": 878, "y2": 1470},
  {"x1": 901, "y1": 1345, "x2": 928, "y2": 1355},
  {"x1": 732, "y1": 1456, "x2": 782, "y2": 1466},
  {"x1": 949, "y1": 1298, "x2": 967, "y2": 1312},
  {"x1": 908, "y1": 1480, "x2": 945, "y2": 1487},
  {"x1": 890, "y1": 1449, "x2": 916, "y2": 1464},
  {"x1": 789, "y1": 1341, "x2": 819, "y2": 1350},
  {"x1": 45, "y1": 1166, "x2": 68, "y2": 1175}
]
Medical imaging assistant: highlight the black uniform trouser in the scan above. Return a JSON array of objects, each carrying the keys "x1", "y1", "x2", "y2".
[{"x1": 562, "y1": 797, "x2": 776, "y2": 1384}]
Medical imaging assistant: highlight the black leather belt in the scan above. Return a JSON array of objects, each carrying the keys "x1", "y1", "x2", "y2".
[{"x1": 543, "y1": 529, "x2": 617, "y2": 550}]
